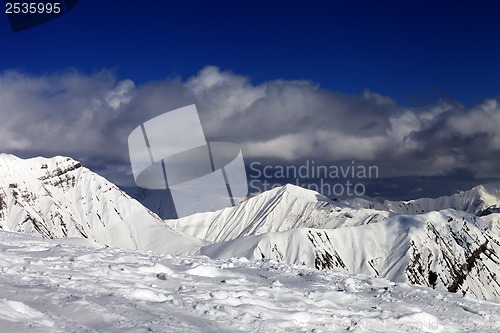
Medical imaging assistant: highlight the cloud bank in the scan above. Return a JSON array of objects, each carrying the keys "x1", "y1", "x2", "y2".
[{"x1": 1, "y1": 66, "x2": 499, "y2": 185}]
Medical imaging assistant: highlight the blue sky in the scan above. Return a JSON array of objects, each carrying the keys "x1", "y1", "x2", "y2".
[
  {"x1": 1, "y1": 1, "x2": 500, "y2": 199},
  {"x1": 2, "y1": 1, "x2": 500, "y2": 106}
]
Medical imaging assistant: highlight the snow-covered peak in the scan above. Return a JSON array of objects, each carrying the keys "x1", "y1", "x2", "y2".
[
  {"x1": 265, "y1": 183, "x2": 333, "y2": 202},
  {"x1": 0, "y1": 154, "x2": 82, "y2": 185},
  {"x1": 0, "y1": 154, "x2": 204, "y2": 254},
  {"x1": 343, "y1": 182, "x2": 500, "y2": 216},
  {"x1": 169, "y1": 184, "x2": 389, "y2": 242},
  {"x1": 384, "y1": 182, "x2": 500, "y2": 215},
  {"x1": 0, "y1": 153, "x2": 76, "y2": 166}
]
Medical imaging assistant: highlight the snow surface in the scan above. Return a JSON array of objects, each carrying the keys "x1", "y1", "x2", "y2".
[{"x1": 1, "y1": 230, "x2": 500, "y2": 333}]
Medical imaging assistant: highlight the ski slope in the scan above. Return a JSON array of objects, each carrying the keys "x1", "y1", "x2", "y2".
[{"x1": 1, "y1": 230, "x2": 500, "y2": 333}]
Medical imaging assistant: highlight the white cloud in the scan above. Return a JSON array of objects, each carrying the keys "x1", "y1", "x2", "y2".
[{"x1": 1, "y1": 66, "x2": 499, "y2": 182}]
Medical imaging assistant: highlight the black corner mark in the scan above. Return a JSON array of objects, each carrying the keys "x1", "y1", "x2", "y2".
[{"x1": 5, "y1": 0, "x2": 80, "y2": 33}]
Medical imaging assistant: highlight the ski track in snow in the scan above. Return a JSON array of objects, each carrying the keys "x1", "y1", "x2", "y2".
[{"x1": 1, "y1": 231, "x2": 500, "y2": 333}]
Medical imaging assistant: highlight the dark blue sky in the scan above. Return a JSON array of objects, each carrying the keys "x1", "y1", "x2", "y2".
[
  {"x1": 2, "y1": 0, "x2": 500, "y2": 107},
  {"x1": 2, "y1": 1, "x2": 500, "y2": 201}
]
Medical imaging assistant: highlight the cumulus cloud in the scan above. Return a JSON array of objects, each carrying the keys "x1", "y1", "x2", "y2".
[
  {"x1": 0, "y1": 66, "x2": 499, "y2": 185},
  {"x1": 0, "y1": 70, "x2": 132, "y2": 152}
]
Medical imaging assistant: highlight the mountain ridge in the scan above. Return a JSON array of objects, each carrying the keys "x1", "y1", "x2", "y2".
[
  {"x1": 1, "y1": 154, "x2": 500, "y2": 301},
  {"x1": 199, "y1": 208, "x2": 500, "y2": 301},
  {"x1": 169, "y1": 184, "x2": 390, "y2": 242},
  {"x1": 0, "y1": 154, "x2": 204, "y2": 254},
  {"x1": 345, "y1": 182, "x2": 500, "y2": 216}
]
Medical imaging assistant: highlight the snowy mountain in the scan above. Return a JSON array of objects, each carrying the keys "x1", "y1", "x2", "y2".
[
  {"x1": 155, "y1": 183, "x2": 500, "y2": 301},
  {"x1": 1, "y1": 230, "x2": 500, "y2": 333},
  {"x1": 346, "y1": 182, "x2": 500, "y2": 216},
  {"x1": 169, "y1": 184, "x2": 389, "y2": 243},
  {"x1": 200, "y1": 209, "x2": 500, "y2": 301},
  {"x1": 1, "y1": 154, "x2": 499, "y2": 303},
  {"x1": 0, "y1": 154, "x2": 204, "y2": 254}
]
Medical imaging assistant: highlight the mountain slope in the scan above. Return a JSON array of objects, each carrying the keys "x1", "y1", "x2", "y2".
[
  {"x1": 2, "y1": 154, "x2": 499, "y2": 303},
  {"x1": 0, "y1": 154, "x2": 204, "y2": 254},
  {"x1": 169, "y1": 184, "x2": 389, "y2": 243},
  {"x1": 200, "y1": 209, "x2": 500, "y2": 301}
]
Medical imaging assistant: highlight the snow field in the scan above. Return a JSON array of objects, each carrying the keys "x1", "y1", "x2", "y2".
[{"x1": 1, "y1": 231, "x2": 500, "y2": 332}]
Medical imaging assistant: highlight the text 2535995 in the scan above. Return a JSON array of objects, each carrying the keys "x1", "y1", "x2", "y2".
[{"x1": 5, "y1": 2, "x2": 61, "y2": 14}]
